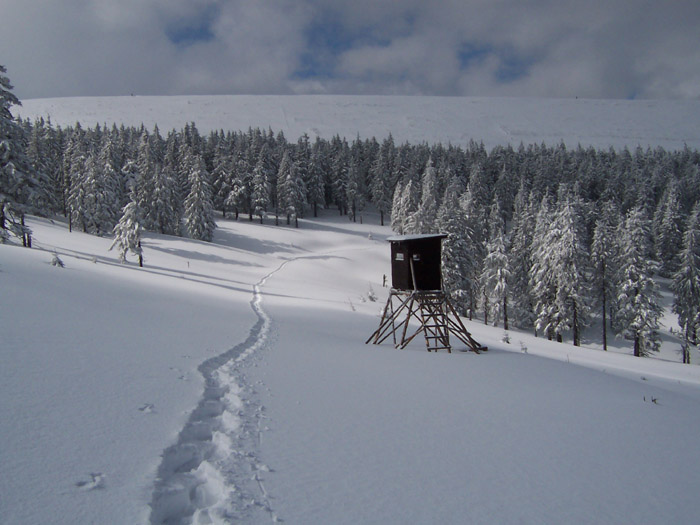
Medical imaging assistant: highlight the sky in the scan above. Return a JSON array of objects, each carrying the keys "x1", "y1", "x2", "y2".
[{"x1": 2, "y1": 0, "x2": 700, "y2": 101}]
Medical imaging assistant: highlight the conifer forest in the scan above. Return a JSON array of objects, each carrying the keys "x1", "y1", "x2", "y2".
[{"x1": 3, "y1": 95, "x2": 700, "y2": 360}]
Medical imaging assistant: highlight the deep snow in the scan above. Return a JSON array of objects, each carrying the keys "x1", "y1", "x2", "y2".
[
  {"x1": 3, "y1": 93, "x2": 700, "y2": 524},
  {"x1": 2, "y1": 212, "x2": 700, "y2": 524},
  {"x1": 18, "y1": 94, "x2": 700, "y2": 150}
]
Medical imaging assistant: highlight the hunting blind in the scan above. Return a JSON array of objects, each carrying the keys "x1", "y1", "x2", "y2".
[{"x1": 367, "y1": 234, "x2": 486, "y2": 353}]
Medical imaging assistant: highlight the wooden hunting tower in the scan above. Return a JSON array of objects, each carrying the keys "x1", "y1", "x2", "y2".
[
  {"x1": 367, "y1": 234, "x2": 486, "y2": 354},
  {"x1": 389, "y1": 234, "x2": 446, "y2": 291}
]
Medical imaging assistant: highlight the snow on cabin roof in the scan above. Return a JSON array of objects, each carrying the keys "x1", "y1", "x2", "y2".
[{"x1": 386, "y1": 234, "x2": 447, "y2": 242}]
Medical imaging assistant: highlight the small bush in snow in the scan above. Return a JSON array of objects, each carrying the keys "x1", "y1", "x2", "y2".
[
  {"x1": 51, "y1": 253, "x2": 65, "y2": 267},
  {"x1": 367, "y1": 285, "x2": 377, "y2": 302}
]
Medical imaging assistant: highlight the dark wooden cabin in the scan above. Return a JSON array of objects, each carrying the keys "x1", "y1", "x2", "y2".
[{"x1": 387, "y1": 234, "x2": 447, "y2": 291}]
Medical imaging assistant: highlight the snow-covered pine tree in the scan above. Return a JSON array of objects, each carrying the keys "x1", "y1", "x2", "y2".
[
  {"x1": 81, "y1": 136, "x2": 121, "y2": 235},
  {"x1": 307, "y1": 139, "x2": 326, "y2": 217},
  {"x1": 508, "y1": 182, "x2": 536, "y2": 330},
  {"x1": 275, "y1": 150, "x2": 293, "y2": 225},
  {"x1": 283, "y1": 159, "x2": 306, "y2": 227},
  {"x1": 135, "y1": 131, "x2": 158, "y2": 231},
  {"x1": 591, "y1": 201, "x2": 621, "y2": 350},
  {"x1": 409, "y1": 157, "x2": 439, "y2": 234},
  {"x1": 346, "y1": 156, "x2": 364, "y2": 223},
  {"x1": 369, "y1": 134, "x2": 395, "y2": 226},
  {"x1": 653, "y1": 181, "x2": 684, "y2": 277},
  {"x1": 0, "y1": 64, "x2": 37, "y2": 245},
  {"x1": 110, "y1": 191, "x2": 144, "y2": 267},
  {"x1": 163, "y1": 130, "x2": 187, "y2": 205},
  {"x1": 151, "y1": 163, "x2": 181, "y2": 235},
  {"x1": 25, "y1": 117, "x2": 57, "y2": 215},
  {"x1": 251, "y1": 155, "x2": 271, "y2": 223},
  {"x1": 436, "y1": 177, "x2": 478, "y2": 318},
  {"x1": 66, "y1": 142, "x2": 90, "y2": 233},
  {"x1": 672, "y1": 203, "x2": 700, "y2": 363},
  {"x1": 82, "y1": 153, "x2": 104, "y2": 234},
  {"x1": 531, "y1": 191, "x2": 591, "y2": 344},
  {"x1": 551, "y1": 192, "x2": 591, "y2": 346},
  {"x1": 616, "y1": 207, "x2": 662, "y2": 357},
  {"x1": 183, "y1": 155, "x2": 216, "y2": 241},
  {"x1": 462, "y1": 170, "x2": 489, "y2": 252},
  {"x1": 530, "y1": 196, "x2": 559, "y2": 340},
  {"x1": 480, "y1": 200, "x2": 511, "y2": 328},
  {"x1": 390, "y1": 178, "x2": 406, "y2": 234},
  {"x1": 211, "y1": 140, "x2": 233, "y2": 218},
  {"x1": 330, "y1": 137, "x2": 349, "y2": 215},
  {"x1": 296, "y1": 133, "x2": 312, "y2": 210},
  {"x1": 459, "y1": 186, "x2": 487, "y2": 317},
  {"x1": 400, "y1": 179, "x2": 422, "y2": 235}
]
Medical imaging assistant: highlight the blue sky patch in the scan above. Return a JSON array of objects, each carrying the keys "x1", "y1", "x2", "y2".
[
  {"x1": 458, "y1": 42, "x2": 493, "y2": 69},
  {"x1": 165, "y1": 6, "x2": 218, "y2": 47},
  {"x1": 293, "y1": 11, "x2": 392, "y2": 80},
  {"x1": 459, "y1": 42, "x2": 532, "y2": 83}
]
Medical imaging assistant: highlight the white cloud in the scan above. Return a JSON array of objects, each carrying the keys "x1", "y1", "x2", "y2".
[{"x1": 1, "y1": 0, "x2": 699, "y2": 100}]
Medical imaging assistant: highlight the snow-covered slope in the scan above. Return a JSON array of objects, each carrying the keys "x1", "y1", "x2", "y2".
[
  {"x1": 18, "y1": 94, "x2": 700, "y2": 150},
  {"x1": 3, "y1": 212, "x2": 700, "y2": 524},
  {"x1": 4, "y1": 94, "x2": 700, "y2": 523}
]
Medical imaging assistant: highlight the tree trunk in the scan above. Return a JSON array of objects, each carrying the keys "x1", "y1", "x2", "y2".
[
  {"x1": 573, "y1": 303, "x2": 580, "y2": 346},
  {"x1": 483, "y1": 294, "x2": 488, "y2": 325},
  {"x1": 380, "y1": 210, "x2": 384, "y2": 226},
  {"x1": 602, "y1": 290, "x2": 608, "y2": 350},
  {"x1": 503, "y1": 296, "x2": 508, "y2": 331},
  {"x1": 634, "y1": 334, "x2": 640, "y2": 357}
]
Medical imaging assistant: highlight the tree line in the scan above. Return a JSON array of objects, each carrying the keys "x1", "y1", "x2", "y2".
[{"x1": 2, "y1": 65, "x2": 699, "y2": 361}]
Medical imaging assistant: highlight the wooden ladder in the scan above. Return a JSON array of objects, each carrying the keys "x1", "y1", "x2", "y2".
[{"x1": 417, "y1": 292, "x2": 451, "y2": 352}]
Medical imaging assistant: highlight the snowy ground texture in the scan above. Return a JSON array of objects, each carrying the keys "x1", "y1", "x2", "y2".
[{"x1": 2, "y1": 211, "x2": 700, "y2": 525}]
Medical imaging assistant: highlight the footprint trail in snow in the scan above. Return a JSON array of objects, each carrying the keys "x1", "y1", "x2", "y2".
[{"x1": 148, "y1": 261, "x2": 292, "y2": 524}]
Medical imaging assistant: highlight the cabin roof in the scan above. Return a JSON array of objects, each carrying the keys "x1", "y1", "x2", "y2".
[{"x1": 386, "y1": 233, "x2": 447, "y2": 243}]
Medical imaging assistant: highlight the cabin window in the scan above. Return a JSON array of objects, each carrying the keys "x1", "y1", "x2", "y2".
[
  {"x1": 395, "y1": 253, "x2": 404, "y2": 261},
  {"x1": 412, "y1": 254, "x2": 421, "y2": 261}
]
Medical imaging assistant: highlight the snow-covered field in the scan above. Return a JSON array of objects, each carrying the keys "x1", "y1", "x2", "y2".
[
  {"x1": 2, "y1": 211, "x2": 700, "y2": 524},
  {"x1": 4, "y1": 94, "x2": 700, "y2": 523},
  {"x1": 18, "y1": 94, "x2": 700, "y2": 150}
]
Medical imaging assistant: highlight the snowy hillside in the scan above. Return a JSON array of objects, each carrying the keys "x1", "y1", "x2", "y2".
[
  {"x1": 18, "y1": 94, "x2": 700, "y2": 150},
  {"x1": 4, "y1": 94, "x2": 700, "y2": 524},
  {"x1": 3, "y1": 211, "x2": 700, "y2": 524}
]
